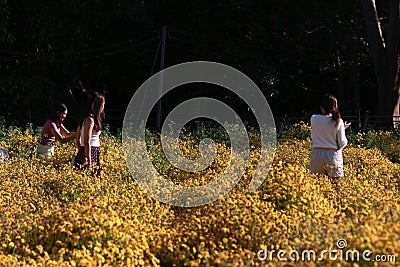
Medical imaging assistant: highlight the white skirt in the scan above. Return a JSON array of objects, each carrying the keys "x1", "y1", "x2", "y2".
[
  {"x1": 310, "y1": 148, "x2": 344, "y2": 177},
  {"x1": 37, "y1": 144, "x2": 55, "y2": 156}
]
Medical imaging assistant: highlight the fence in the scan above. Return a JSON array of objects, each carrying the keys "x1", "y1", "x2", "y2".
[
  {"x1": 105, "y1": 109, "x2": 400, "y2": 132},
  {"x1": 341, "y1": 112, "x2": 400, "y2": 131}
]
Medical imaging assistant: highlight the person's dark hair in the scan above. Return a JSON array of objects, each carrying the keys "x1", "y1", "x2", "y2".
[
  {"x1": 79, "y1": 92, "x2": 92, "y2": 126},
  {"x1": 91, "y1": 92, "x2": 105, "y2": 131},
  {"x1": 80, "y1": 92, "x2": 105, "y2": 131},
  {"x1": 51, "y1": 103, "x2": 67, "y2": 125},
  {"x1": 320, "y1": 94, "x2": 340, "y2": 125}
]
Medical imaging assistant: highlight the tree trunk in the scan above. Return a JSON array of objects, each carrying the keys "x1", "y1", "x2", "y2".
[
  {"x1": 392, "y1": 55, "x2": 400, "y2": 127},
  {"x1": 388, "y1": 0, "x2": 400, "y2": 127},
  {"x1": 351, "y1": 64, "x2": 361, "y2": 129},
  {"x1": 335, "y1": 49, "x2": 347, "y2": 114},
  {"x1": 361, "y1": 0, "x2": 400, "y2": 128}
]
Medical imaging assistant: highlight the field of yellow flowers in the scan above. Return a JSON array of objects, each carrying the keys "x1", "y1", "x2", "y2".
[{"x1": 0, "y1": 122, "x2": 399, "y2": 266}]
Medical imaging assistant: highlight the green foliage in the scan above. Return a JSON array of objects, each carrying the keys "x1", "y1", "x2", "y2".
[
  {"x1": 0, "y1": 117, "x2": 6, "y2": 143},
  {"x1": 347, "y1": 130, "x2": 400, "y2": 163},
  {"x1": 0, "y1": 0, "x2": 376, "y2": 128},
  {"x1": 278, "y1": 121, "x2": 311, "y2": 141}
]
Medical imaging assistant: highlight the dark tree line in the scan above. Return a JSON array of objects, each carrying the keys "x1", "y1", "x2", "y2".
[
  {"x1": 361, "y1": 0, "x2": 400, "y2": 127},
  {"x1": 0, "y1": 0, "x2": 395, "y2": 130}
]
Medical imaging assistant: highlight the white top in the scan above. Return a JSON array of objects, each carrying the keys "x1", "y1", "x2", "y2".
[
  {"x1": 80, "y1": 123, "x2": 101, "y2": 147},
  {"x1": 310, "y1": 114, "x2": 347, "y2": 150}
]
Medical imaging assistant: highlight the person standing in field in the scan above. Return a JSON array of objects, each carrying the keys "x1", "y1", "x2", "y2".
[
  {"x1": 310, "y1": 94, "x2": 351, "y2": 187},
  {"x1": 74, "y1": 92, "x2": 105, "y2": 169},
  {"x1": 37, "y1": 103, "x2": 76, "y2": 156}
]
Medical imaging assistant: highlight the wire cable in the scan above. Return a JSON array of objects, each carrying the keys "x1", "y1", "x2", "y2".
[
  {"x1": 80, "y1": 36, "x2": 158, "y2": 62},
  {"x1": 0, "y1": 36, "x2": 158, "y2": 63},
  {"x1": 0, "y1": 30, "x2": 159, "y2": 58}
]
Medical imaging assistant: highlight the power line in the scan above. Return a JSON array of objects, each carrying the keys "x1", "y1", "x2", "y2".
[
  {"x1": 0, "y1": 36, "x2": 159, "y2": 63},
  {"x1": 0, "y1": 30, "x2": 160, "y2": 59},
  {"x1": 80, "y1": 36, "x2": 158, "y2": 62},
  {"x1": 79, "y1": 39, "x2": 140, "y2": 54},
  {"x1": 150, "y1": 39, "x2": 162, "y2": 76}
]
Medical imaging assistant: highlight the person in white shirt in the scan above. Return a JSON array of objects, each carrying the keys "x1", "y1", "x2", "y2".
[
  {"x1": 310, "y1": 94, "x2": 351, "y2": 187},
  {"x1": 73, "y1": 92, "x2": 105, "y2": 169}
]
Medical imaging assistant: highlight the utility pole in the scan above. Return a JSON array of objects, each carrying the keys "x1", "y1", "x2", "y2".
[{"x1": 156, "y1": 26, "x2": 167, "y2": 130}]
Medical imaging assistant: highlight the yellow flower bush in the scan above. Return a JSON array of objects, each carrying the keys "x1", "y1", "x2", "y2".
[{"x1": 0, "y1": 124, "x2": 399, "y2": 266}]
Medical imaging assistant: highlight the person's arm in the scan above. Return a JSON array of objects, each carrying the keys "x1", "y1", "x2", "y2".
[
  {"x1": 344, "y1": 121, "x2": 351, "y2": 130},
  {"x1": 310, "y1": 115, "x2": 316, "y2": 141},
  {"x1": 76, "y1": 125, "x2": 81, "y2": 149},
  {"x1": 50, "y1": 126, "x2": 75, "y2": 144},
  {"x1": 83, "y1": 117, "x2": 94, "y2": 167},
  {"x1": 337, "y1": 120, "x2": 348, "y2": 149},
  {"x1": 60, "y1": 124, "x2": 75, "y2": 137}
]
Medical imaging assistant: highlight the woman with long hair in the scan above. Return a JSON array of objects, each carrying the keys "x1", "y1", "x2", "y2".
[
  {"x1": 37, "y1": 103, "x2": 76, "y2": 156},
  {"x1": 310, "y1": 94, "x2": 351, "y2": 187},
  {"x1": 74, "y1": 92, "x2": 105, "y2": 168}
]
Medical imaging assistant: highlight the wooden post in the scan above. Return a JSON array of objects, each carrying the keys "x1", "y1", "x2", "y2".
[{"x1": 156, "y1": 26, "x2": 167, "y2": 130}]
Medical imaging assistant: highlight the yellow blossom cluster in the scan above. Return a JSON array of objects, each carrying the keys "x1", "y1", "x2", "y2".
[{"x1": 0, "y1": 124, "x2": 399, "y2": 266}]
